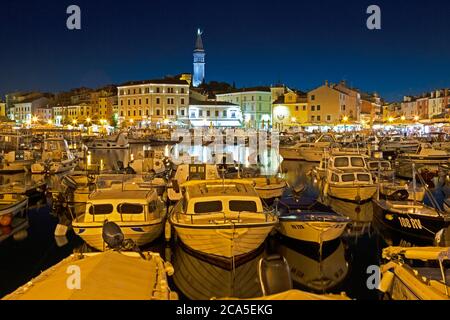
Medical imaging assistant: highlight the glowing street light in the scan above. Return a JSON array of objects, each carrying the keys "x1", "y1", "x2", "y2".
[
  {"x1": 32, "y1": 116, "x2": 38, "y2": 123},
  {"x1": 401, "y1": 115, "x2": 406, "y2": 121},
  {"x1": 342, "y1": 116, "x2": 349, "y2": 122},
  {"x1": 72, "y1": 119, "x2": 78, "y2": 125},
  {"x1": 291, "y1": 117, "x2": 297, "y2": 123},
  {"x1": 86, "y1": 117, "x2": 91, "y2": 125},
  {"x1": 388, "y1": 117, "x2": 394, "y2": 123},
  {"x1": 47, "y1": 119, "x2": 53, "y2": 125},
  {"x1": 414, "y1": 115, "x2": 420, "y2": 122}
]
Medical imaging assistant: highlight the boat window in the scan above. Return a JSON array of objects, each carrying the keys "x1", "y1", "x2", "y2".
[
  {"x1": 350, "y1": 157, "x2": 365, "y2": 167},
  {"x1": 331, "y1": 174, "x2": 340, "y2": 182},
  {"x1": 89, "y1": 204, "x2": 114, "y2": 215},
  {"x1": 334, "y1": 157, "x2": 349, "y2": 167},
  {"x1": 368, "y1": 162, "x2": 378, "y2": 170},
  {"x1": 229, "y1": 200, "x2": 257, "y2": 212},
  {"x1": 357, "y1": 174, "x2": 371, "y2": 182},
  {"x1": 117, "y1": 203, "x2": 144, "y2": 214},
  {"x1": 194, "y1": 201, "x2": 223, "y2": 214},
  {"x1": 342, "y1": 174, "x2": 355, "y2": 182}
]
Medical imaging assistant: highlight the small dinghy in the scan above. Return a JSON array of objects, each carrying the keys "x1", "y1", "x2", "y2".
[
  {"x1": 276, "y1": 190, "x2": 350, "y2": 244},
  {"x1": 0, "y1": 193, "x2": 29, "y2": 243}
]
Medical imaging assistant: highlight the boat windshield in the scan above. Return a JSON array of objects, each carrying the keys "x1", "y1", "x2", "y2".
[
  {"x1": 89, "y1": 204, "x2": 114, "y2": 215},
  {"x1": 194, "y1": 201, "x2": 223, "y2": 214},
  {"x1": 229, "y1": 200, "x2": 257, "y2": 212},
  {"x1": 357, "y1": 174, "x2": 371, "y2": 182},
  {"x1": 334, "y1": 158, "x2": 349, "y2": 167},
  {"x1": 117, "y1": 203, "x2": 144, "y2": 214},
  {"x1": 341, "y1": 174, "x2": 355, "y2": 182},
  {"x1": 351, "y1": 157, "x2": 365, "y2": 167}
]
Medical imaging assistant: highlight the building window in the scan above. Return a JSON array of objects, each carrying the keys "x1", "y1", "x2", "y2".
[
  {"x1": 199, "y1": 110, "x2": 203, "y2": 117},
  {"x1": 311, "y1": 95, "x2": 315, "y2": 101},
  {"x1": 327, "y1": 115, "x2": 331, "y2": 121},
  {"x1": 139, "y1": 99, "x2": 141, "y2": 105},
  {"x1": 156, "y1": 98, "x2": 160, "y2": 104},
  {"x1": 181, "y1": 98, "x2": 185, "y2": 105},
  {"x1": 311, "y1": 116, "x2": 315, "y2": 121},
  {"x1": 303, "y1": 105, "x2": 306, "y2": 111},
  {"x1": 146, "y1": 110, "x2": 149, "y2": 116},
  {"x1": 311, "y1": 106, "x2": 315, "y2": 111},
  {"x1": 223, "y1": 111, "x2": 227, "y2": 117},
  {"x1": 133, "y1": 110, "x2": 136, "y2": 116},
  {"x1": 139, "y1": 88, "x2": 142, "y2": 94},
  {"x1": 207, "y1": 111, "x2": 211, "y2": 117},
  {"x1": 317, "y1": 115, "x2": 321, "y2": 121},
  {"x1": 127, "y1": 90, "x2": 130, "y2": 95},
  {"x1": 128, "y1": 110, "x2": 131, "y2": 116},
  {"x1": 181, "y1": 109, "x2": 185, "y2": 116},
  {"x1": 146, "y1": 98, "x2": 149, "y2": 104},
  {"x1": 156, "y1": 88, "x2": 160, "y2": 93},
  {"x1": 190, "y1": 112, "x2": 195, "y2": 118},
  {"x1": 181, "y1": 88, "x2": 185, "y2": 94},
  {"x1": 215, "y1": 111, "x2": 219, "y2": 117},
  {"x1": 121, "y1": 100, "x2": 123, "y2": 106},
  {"x1": 231, "y1": 112, "x2": 236, "y2": 118},
  {"x1": 295, "y1": 106, "x2": 299, "y2": 111},
  {"x1": 156, "y1": 109, "x2": 161, "y2": 116},
  {"x1": 342, "y1": 105, "x2": 346, "y2": 111},
  {"x1": 317, "y1": 105, "x2": 321, "y2": 111},
  {"x1": 133, "y1": 99, "x2": 136, "y2": 105}
]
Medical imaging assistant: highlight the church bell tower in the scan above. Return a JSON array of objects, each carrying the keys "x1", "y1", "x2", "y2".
[{"x1": 193, "y1": 29, "x2": 205, "y2": 87}]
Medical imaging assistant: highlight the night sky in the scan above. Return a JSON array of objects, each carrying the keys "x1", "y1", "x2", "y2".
[{"x1": 1, "y1": 0, "x2": 450, "y2": 101}]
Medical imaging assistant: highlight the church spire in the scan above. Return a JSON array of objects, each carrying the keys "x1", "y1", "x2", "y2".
[{"x1": 195, "y1": 28, "x2": 204, "y2": 51}]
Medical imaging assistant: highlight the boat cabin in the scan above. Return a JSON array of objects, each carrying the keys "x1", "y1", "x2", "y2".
[
  {"x1": 180, "y1": 181, "x2": 264, "y2": 215},
  {"x1": 328, "y1": 155, "x2": 368, "y2": 171},
  {"x1": 81, "y1": 189, "x2": 162, "y2": 223},
  {"x1": 328, "y1": 171, "x2": 373, "y2": 185}
]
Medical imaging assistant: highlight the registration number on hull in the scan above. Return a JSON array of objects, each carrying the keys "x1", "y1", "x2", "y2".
[{"x1": 398, "y1": 217, "x2": 423, "y2": 230}]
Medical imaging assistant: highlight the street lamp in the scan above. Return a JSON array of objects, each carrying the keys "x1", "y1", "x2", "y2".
[
  {"x1": 401, "y1": 115, "x2": 406, "y2": 121},
  {"x1": 72, "y1": 119, "x2": 78, "y2": 125},
  {"x1": 414, "y1": 115, "x2": 420, "y2": 122},
  {"x1": 32, "y1": 116, "x2": 38, "y2": 123},
  {"x1": 86, "y1": 117, "x2": 91, "y2": 125},
  {"x1": 388, "y1": 117, "x2": 394, "y2": 123},
  {"x1": 47, "y1": 119, "x2": 53, "y2": 125}
]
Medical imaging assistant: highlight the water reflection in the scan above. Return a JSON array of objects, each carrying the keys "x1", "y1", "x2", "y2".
[
  {"x1": 274, "y1": 238, "x2": 349, "y2": 294},
  {"x1": 172, "y1": 243, "x2": 263, "y2": 300}
]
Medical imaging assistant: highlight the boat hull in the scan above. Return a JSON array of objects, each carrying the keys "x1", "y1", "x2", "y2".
[
  {"x1": 72, "y1": 222, "x2": 164, "y2": 251},
  {"x1": 171, "y1": 219, "x2": 276, "y2": 258},
  {"x1": 279, "y1": 148, "x2": 304, "y2": 161},
  {"x1": 31, "y1": 160, "x2": 77, "y2": 174},
  {"x1": 0, "y1": 160, "x2": 33, "y2": 173},
  {"x1": 373, "y1": 200, "x2": 450, "y2": 240},
  {"x1": 327, "y1": 184, "x2": 377, "y2": 203},
  {"x1": 299, "y1": 149, "x2": 325, "y2": 162},
  {"x1": 278, "y1": 218, "x2": 348, "y2": 243}
]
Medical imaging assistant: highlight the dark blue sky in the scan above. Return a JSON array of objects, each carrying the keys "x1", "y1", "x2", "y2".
[{"x1": 1, "y1": 0, "x2": 449, "y2": 101}]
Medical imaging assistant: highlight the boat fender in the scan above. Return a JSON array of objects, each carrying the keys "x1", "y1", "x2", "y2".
[
  {"x1": 378, "y1": 270, "x2": 395, "y2": 293},
  {"x1": 165, "y1": 220, "x2": 171, "y2": 242},
  {"x1": 54, "y1": 224, "x2": 68, "y2": 237},
  {"x1": 258, "y1": 255, "x2": 292, "y2": 296}
]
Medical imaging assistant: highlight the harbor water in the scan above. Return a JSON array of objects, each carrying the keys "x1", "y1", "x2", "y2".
[{"x1": 0, "y1": 143, "x2": 448, "y2": 300}]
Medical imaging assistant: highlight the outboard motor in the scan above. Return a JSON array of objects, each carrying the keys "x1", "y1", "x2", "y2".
[
  {"x1": 102, "y1": 221, "x2": 124, "y2": 250},
  {"x1": 258, "y1": 254, "x2": 292, "y2": 296}
]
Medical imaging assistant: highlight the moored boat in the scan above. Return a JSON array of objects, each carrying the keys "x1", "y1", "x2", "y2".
[
  {"x1": 72, "y1": 188, "x2": 166, "y2": 251},
  {"x1": 379, "y1": 246, "x2": 450, "y2": 300},
  {"x1": 169, "y1": 179, "x2": 278, "y2": 258},
  {"x1": 31, "y1": 138, "x2": 77, "y2": 174}
]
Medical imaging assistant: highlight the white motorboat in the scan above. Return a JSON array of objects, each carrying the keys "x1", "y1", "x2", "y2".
[
  {"x1": 129, "y1": 149, "x2": 170, "y2": 175},
  {"x1": 379, "y1": 246, "x2": 450, "y2": 300},
  {"x1": 0, "y1": 150, "x2": 35, "y2": 173},
  {"x1": 31, "y1": 138, "x2": 77, "y2": 174},
  {"x1": 72, "y1": 187, "x2": 166, "y2": 251},
  {"x1": 398, "y1": 143, "x2": 450, "y2": 164},
  {"x1": 380, "y1": 136, "x2": 420, "y2": 154},
  {"x1": 169, "y1": 179, "x2": 278, "y2": 258},
  {"x1": 280, "y1": 134, "x2": 336, "y2": 162},
  {"x1": 277, "y1": 191, "x2": 349, "y2": 244},
  {"x1": 85, "y1": 132, "x2": 129, "y2": 150},
  {"x1": 323, "y1": 154, "x2": 377, "y2": 203}
]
